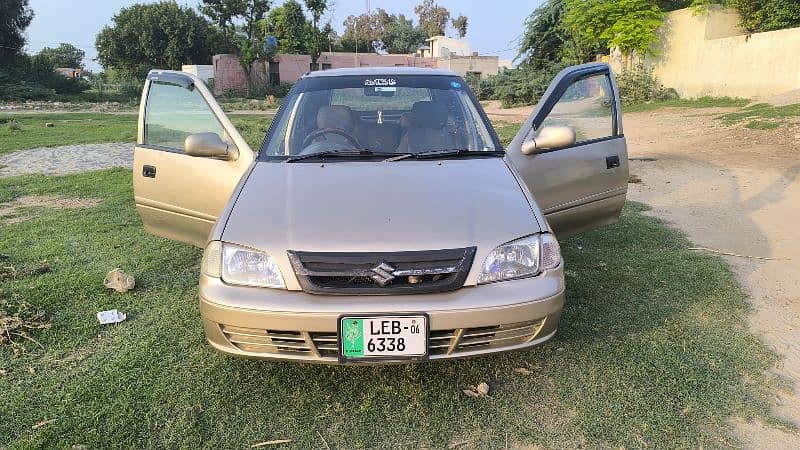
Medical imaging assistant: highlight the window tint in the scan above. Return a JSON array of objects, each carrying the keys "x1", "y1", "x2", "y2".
[
  {"x1": 330, "y1": 87, "x2": 432, "y2": 110},
  {"x1": 538, "y1": 74, "x2": 614, "y2": 143},
  {"x1": 144, "y1": 82, "x2": 225, "y2": 152}
]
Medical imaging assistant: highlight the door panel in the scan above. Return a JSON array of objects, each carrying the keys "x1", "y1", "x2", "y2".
[
  {"x1": 134, "y1": 70, "x2": 255, "y2": 247},
  {"x1": 505, "y1": 63, "x2": 628, "y2": 238}
]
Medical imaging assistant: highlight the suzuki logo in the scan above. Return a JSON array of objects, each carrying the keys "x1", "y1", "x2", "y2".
[{"x1": 370, "y1": 262, "x2": 396, "y2": 287}]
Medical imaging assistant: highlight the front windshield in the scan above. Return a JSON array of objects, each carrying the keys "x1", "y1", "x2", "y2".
[{"x1": 259, "y1": 74, "x2": 499, "y2": 159}]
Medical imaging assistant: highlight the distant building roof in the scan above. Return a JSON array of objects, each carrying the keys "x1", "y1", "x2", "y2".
[{"x1": 303, "y1": 66, "x2": 457, "y2": 78}]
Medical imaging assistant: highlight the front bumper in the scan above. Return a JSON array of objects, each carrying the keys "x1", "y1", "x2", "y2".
[{"x1": 199, "y1": 267, "x2": 565, "y2": 364}]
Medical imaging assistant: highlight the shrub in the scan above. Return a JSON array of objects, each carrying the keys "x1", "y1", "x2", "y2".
[
  {"x1": 490, "y1": 63, "x2": 569, "y2": 107},
  {"x1": 615, "y1": 64, "x2": 677, "y2": 105}
]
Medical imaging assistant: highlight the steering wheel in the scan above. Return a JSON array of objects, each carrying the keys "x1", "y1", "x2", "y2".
[{"x1": 302, "y1": 128, "x2": 361, "y2": 149}]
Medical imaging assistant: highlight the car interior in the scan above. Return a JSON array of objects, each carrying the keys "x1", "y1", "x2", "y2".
[{"x1": 286, "y1": 88, "x2": 476, "y2": 155}]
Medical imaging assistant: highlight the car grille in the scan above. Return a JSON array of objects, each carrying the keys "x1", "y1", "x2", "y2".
[
  {"x1": 220, "y1": 318, "x2": 546, "y2": 361},
  {"x1": 287, "y1": 248, "x2": 476, "y2": 295}
]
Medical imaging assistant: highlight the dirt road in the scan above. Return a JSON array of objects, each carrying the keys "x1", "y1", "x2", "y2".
[{"x1": 623, "y1": 107, "x2": 800, "y2": 447}]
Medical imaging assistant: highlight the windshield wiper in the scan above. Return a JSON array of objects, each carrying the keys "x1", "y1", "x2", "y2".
[
  {"x1": 285, "y1": 149, "x2": 396, "y2": 163},
  {"x1": 388, "y1": 149, "x2": 506, "y2": 161}
]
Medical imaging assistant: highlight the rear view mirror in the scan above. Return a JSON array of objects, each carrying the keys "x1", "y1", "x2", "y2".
[
  {"x1": 521, "y1": 125, "x2": 577, "y2": 155},
  {"x1": 184, "y1": 132, "x2": 230, "y2": 158}
]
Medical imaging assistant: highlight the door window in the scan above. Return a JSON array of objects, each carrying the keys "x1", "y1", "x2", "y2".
[
  {"x1": 537, "y1": 74, "x2": 615, "y2": 144},
  {"x1": 144, "y1": 82, "x2": 225, "y2": 152}
]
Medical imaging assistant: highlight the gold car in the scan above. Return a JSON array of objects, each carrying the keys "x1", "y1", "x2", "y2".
[{"x1": 133, "y1": 65, "x2": 628, "y2": 363}]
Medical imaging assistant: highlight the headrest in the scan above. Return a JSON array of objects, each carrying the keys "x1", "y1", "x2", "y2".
[
  {"x1": 316, "y1": 105, "x2": 354, "y2": 132},
  {"x1": 410, "y1": 101, "x2": 447, "y2": 129}
]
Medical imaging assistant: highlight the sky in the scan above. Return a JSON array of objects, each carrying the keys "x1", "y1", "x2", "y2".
[{"x1": 25, "y1": 0, "x2": 543, "y2": 71}]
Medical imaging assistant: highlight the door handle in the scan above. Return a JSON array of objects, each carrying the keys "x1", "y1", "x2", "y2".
[
  {"x1": 142, "y1": 165, "x2": 156, "y2": 178},
  {"x1": 605, "y1": 155, "x2": 620, "y2": 169}
]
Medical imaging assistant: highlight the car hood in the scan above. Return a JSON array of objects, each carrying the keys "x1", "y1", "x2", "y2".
[{"x1": 221, "y1": 158, "x2": 542, "y2": 283}]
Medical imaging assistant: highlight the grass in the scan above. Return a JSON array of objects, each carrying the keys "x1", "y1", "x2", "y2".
[
  {"x1": 494, "y1": 122, "x2": 524, "y2": 147},
  {"x1": 623, "y1": 96, "x2": 749, "y2": 113},
  {"x1": 0, "y1": 113, "x2": 272, "y2": 156},
  {"x1": 720, "y1": 103, "x2": 800, "y2": 129},
  {"x1": 0, "y1": 169, "x2": 783, "y2": 448},
  {"x1": 218, "y1": 97, "x2": 282, "y2": 112}
]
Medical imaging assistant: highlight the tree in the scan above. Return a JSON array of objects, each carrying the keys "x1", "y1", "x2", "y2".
[
  {"x1": 200, "y1": 0, "x2": 243, "y2": 46},
  {"x1": 340, "y1": 11, "x2": 383, "y2": 53},
  {"x1": 414, "y1": 0, "x2": 450, "y2": 37},
  {"x1": 303, "y1": 0, "x2": 327, "y2": 63},
  {"x1": 0, "y1": 0, "x2": 34, "y2": 64},
  {"x1": 726, "y1": 0, "x2": 800, "y2": 32},
  {"x1": 37, "y1": 43, "x2": 85, "y2": 69},
  {"x1": 383, "y1": 14, "x2": 427, "y2": 54},
  {"x1": 340, "y1": 9, "x2": 426, "y2": 54},
  {"x1": 265, "y1": 0, "x2": 308, "y2": 54},
  {"x1": 451, "y1": 14, "x2": 468, "y2": 38},
  {"x1": 96, "y1": 2, "x2": 222, "y2": 78},
  {"x1": 201, "y1": 0, "x2": 271, "y2": 92},
  {"x1": 564, "y1": 0, "x2": 664, "y2": 58}
]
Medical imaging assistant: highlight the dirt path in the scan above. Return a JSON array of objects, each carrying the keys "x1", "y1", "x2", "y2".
[
  {"x1": 0, "y1": 143, "x2": 133, "y2": 178},
  {"x1": 623, "y1": 107, "x2": 800, "y2": 447}
]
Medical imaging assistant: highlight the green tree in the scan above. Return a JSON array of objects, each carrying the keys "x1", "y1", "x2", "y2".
[
  {"x1": 340, "y1": 9, "x2": 426, "y2": 54},
  {"x1": 37, "y1": 43, "x2": 85, "y2": 69},
  {"x1": 564, "y1": 0, "x2": 664, "y2": 58},
  {"x1": 519, "y1": 0, "x2": 569, "y2": 68},
  {"x1": 264, "y1": 0, "x2": 308, "y2": 54},
  {"x1": 303, "y1": 0, "x2": 328, "y2": 64},
  {"x1": 451, "y1": 14, "x2": 468, "y2": 38},
  {"x1": 96, "y1": 2, "x2": 221, "y2": 78},
  {"x1": 0, "y1": 0, "x2": 34, "y2": 64},
  {"x1": 340, "y1": 11, "x2": 382, "y2": 53},
  {"x1": 414, "y1": 0, "x2": 450, "y2": 37},
  {"x1": 726, "y1": 0, "x2": 800, "y2": 32},
  {"x1": 383, "y1": 14, "x2": 427, "y2": 54}
]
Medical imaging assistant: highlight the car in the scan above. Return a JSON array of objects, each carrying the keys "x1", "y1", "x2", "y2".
[{"x1": 133, "y1": 64, "x2": 628, "y2": 364}]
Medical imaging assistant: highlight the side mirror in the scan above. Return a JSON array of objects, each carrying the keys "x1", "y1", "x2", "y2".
[
  {"x1": 184, "y1": 132, "x2": 230, "y2": 158},
  {"x1": 520, "y1": 125, "x2": 577, "y2": 155}
]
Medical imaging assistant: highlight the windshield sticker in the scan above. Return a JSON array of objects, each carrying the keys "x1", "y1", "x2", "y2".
[
  {"x1": 364, "y1": 78, "x2": 397, "y2": 87},
  {"x1": 374, "y1": 86, "x2": 397, "y2": 92},
  {"x1": 451, "y1": 81, "x2": 462, "y2": 89}
]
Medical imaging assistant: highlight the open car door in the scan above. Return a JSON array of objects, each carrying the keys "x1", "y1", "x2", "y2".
[
  {"x1": 133, "y1": 70, "x2": 255, "y2": 247},
  {"x1": 505, "y1": 62, "x2": 628, "y2": 238}
]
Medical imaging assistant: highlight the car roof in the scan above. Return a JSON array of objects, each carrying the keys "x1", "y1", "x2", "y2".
[{"x1": 302, "y1": 66, "x2": 459, "y2": 78}]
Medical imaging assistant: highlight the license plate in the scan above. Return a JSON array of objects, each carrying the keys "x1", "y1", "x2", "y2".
[{"x1": 339, "y1": 315, "x2": 428, "y2": 361}]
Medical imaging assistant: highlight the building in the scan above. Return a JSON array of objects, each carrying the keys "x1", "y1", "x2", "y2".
[
  {"x1": 211, "y1": 37, "x2": 510, "y2": 95},
  {"x1": 181, "y1": 65, "x2": 214, "y2": 84},
  {"x1": 418, "y1": 35, "x2": 472, "y2": 58},
  {"x1": 55, "y1": 68, "x2": 82, "y2": 78}
]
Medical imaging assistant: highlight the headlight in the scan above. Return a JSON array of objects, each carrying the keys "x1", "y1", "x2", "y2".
[
  {"x1": 202, "y1": 241, "x2": 285, "y2": 289},
  {"x1": 477, "y1": 233, "x2": 561, "y2": 284}
]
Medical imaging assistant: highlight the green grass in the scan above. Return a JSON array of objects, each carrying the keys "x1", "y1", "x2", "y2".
[
  {"x1": 218, "y1": 97, "x2": 282, "y2": 112},
  {"x1": 0, "y1": 114, "x2": 138, "y2": 155},
  {"x1": 0, "y1": 169, "x2": 783, "y2": 448},
  {"x1": 745, "y1": 120, "x2": 783, "y2": 130},
  {"x1": 623, "y1": 97, "x2": 749, "y2": 113},
  {"x1": 0, "y1": 113, "x2": 271, "y2": 156},
  {"x1": 494, "y1": 122, "x2": 523, "y2": 147},
  {"x1": 720, "y1": 103, "x2": 800, "y2": 128}
]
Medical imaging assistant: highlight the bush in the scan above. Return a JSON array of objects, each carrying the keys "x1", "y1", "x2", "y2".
[
  {"x1": 615, "y1": 64, "x2": 677, "y2": 105},
  {"x1": 247, "y1": 82, "x2": 293, "y2": 99},
  {"x1": 0, "y1": 53, "x2": 90, "y2": 101},
  {"x1": 489, "y1": 63, "x2": 569, "y2": 107}
]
